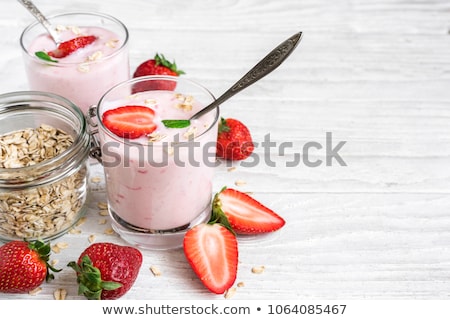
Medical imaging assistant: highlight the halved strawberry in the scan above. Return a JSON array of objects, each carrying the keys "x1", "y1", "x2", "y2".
[
  {"x1": 183, "y1": 223, "x2": 238, "y2": 294},
  {"x1": 102, "y1": 105, "x2": 157, "y2": 139},
  {"x1": 214, "y1": 188, "x2": 285, "y2": 234},
  {"x1": 48, "y1": 35, "x2": 97, "y2": 58}
]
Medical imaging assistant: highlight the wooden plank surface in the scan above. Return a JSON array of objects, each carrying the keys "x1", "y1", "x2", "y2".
[{"x1": 1, "y1": 0, "x2": 450, "y2": 300}]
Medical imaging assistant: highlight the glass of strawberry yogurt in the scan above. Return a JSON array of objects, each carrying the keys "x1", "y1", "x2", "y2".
[
  {"x1": 91, "y1": 76, "x2": 219, "y2": 249},
  {"x1": 20, "y1": 12, "x2": 129, "y2": 113}
]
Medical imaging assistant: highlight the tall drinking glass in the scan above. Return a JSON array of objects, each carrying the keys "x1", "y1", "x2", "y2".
[
  {"x1": 20, "y1": 12, "x2": 130, "y2": 113},
  {"x1": 92, "y1": 76, "x2": 219, "y2": 249}
]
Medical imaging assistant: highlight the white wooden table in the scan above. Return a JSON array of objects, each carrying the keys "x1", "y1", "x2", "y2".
[{"x1": 1, "y1": 0, "x2": 450, "y2": 300}]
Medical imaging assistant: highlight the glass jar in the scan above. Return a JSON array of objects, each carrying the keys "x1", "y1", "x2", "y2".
[{"x1": 0, "y1": 91, "x2": 90, "y2": 242}]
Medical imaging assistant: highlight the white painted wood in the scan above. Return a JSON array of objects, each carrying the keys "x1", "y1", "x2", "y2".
[{"x1": 1, "y1": 0, "x2": 450, "y2": 300}]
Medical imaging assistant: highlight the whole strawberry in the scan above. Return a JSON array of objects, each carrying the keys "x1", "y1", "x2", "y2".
[
  {"x1": 132, "y1": 53, "x2": 185, "y2": 93},
  {"x1": 0, "y1": 240, "x2": 60, "y2": 293},
  {"x1": 68, "y1": 242, "x2": 142, "y2": 300},
  {"x1": 216, "y1": 117, "x2": 254, "y2": 160}
]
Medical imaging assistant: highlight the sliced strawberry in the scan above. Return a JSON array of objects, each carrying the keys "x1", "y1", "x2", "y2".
[
  {"x1": 102, "y1": 105, "x2": 157, "y2": 139},
  {"x1": 183, "y1": 223, "x2": 238, "y2": 294},
  {"x1": 215, "y1": 188, "x2": 285, "y2": 234},
  {"x1": 48, "y1": 35, "x2": 97, "y2": 58}
]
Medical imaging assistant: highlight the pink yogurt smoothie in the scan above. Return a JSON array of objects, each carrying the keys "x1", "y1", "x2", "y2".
[
  {"x1": 99, "y1": 90, "x2": 218, "y2": 231},
  {"x1": 24, "y1": 26, "x2": 129, "y2": 112}
]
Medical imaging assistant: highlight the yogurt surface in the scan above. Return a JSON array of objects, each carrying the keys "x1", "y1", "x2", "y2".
[{"x1": 23, "y1": 26, "x2": 129, "y2": 112}]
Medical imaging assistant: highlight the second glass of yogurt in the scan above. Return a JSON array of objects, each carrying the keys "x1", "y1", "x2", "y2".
[
  {"x1": 20, "y1": 12, "x2": 130, "y2": 113},
  {"x1": 91, "y1": 76, "x2": 219, "y2": 249}
]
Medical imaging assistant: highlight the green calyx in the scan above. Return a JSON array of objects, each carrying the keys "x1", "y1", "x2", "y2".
[
  {"x1": 67, "y1": 255, "x2": 122, "y2": 300},
  {"x1": 154, "y1": 53, "x2": 185, "y2": 75},
  {"x1": 218, "y1": 118, "x2": 230, "y2": 134},
  {"x1": 28, "y1": 240, "x2": 62, "y2": 282},
  {"x1": 210, "y1": 186, "x2": 235, "y2": 235}
]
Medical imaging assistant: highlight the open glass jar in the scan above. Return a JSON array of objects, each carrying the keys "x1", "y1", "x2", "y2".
[{"x1": 0, "y1": 91, "x2": 90, "y2": 242}]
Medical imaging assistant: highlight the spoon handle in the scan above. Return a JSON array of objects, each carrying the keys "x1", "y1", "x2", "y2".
[
  {"x1": 17, "y1": 0, "x2": 60, "y2": 45},
  {"x1": 192, "y1": 31, "x2": 302, "y2": 120}
]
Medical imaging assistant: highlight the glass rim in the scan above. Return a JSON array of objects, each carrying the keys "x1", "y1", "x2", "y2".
[
  {"x1": 19, "y1": 11, "x2": 129, "y2": 67},
  {"x1": 0, "y1": 90, "x2": 88, "y2": 175},
  {"x1": 96, "y1": 75, "x2": 220, "y2": 147}
]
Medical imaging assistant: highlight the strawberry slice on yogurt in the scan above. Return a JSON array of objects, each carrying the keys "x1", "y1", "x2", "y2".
[
  {"x1": 102, "y1": 105, "x2": 157, "y2": 139},
  {"x1": 48, "y1": 35, "x2": 97, "y2": 58}
]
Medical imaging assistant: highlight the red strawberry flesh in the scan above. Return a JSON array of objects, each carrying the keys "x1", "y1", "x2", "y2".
[
  {"x1": 183, "y1": 223, "x2": 238, "y2": 294},
  {"x1": 48, "y1": 35, "x2": 97, "y2": 58},
  {"x1": 102, "y1": 105, "x2": 157, "y2": 139},
  {"x1": 217, "y1": 188, "x2": 285, "y2": 234}
]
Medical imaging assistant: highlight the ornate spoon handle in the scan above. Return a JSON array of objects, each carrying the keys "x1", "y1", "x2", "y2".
[
  {"x1": 191, "y1": 31, "x2": 302, "y2": 120},
  {"x1": 17, "y1": 0, "x2": 61, "y2": 45}
]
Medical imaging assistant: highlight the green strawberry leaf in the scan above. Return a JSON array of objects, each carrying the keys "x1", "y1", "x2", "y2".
[
  {"x1": 68, "y1": 255, "x2": 122, "y2": 300},
  {"x1": 162, "y1": 119, "x2": 191, "y2": 128},
  {"x1": 35, "y1": 51, "x2": 58, "y2": 63},
  {"x1": 218, "y1": 117, "x2": 230, "y2": 133},
  {"x1": 155, "y1": 53, "x2": 185, "y2": 75},
  {"x1": 210, "y1": 187, "x2": 236, "y2": 235},
  {"x1": 28, "y1": 240, "x2": 61, "y2": 281}
]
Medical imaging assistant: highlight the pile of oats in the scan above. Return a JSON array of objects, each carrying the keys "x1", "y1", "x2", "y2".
[
  {"x1": 174, "y1": 93, "x2": 194, "y2": 112},
  {"x1": 0, "y1": 124, "x2": 87, "y2": 240}
]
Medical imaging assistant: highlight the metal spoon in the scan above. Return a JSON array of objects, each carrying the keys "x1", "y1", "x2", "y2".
[
  {"x1": 17, "y1": 0, "x2": 61, "y2": 45},
  {"x1": 162, "y1": 31, "x2": 303, "y2": 128}
]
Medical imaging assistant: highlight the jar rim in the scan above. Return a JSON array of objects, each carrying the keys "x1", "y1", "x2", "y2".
[{"x1": 0, "y1": 91, "x2": 90, "y2": 185}]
